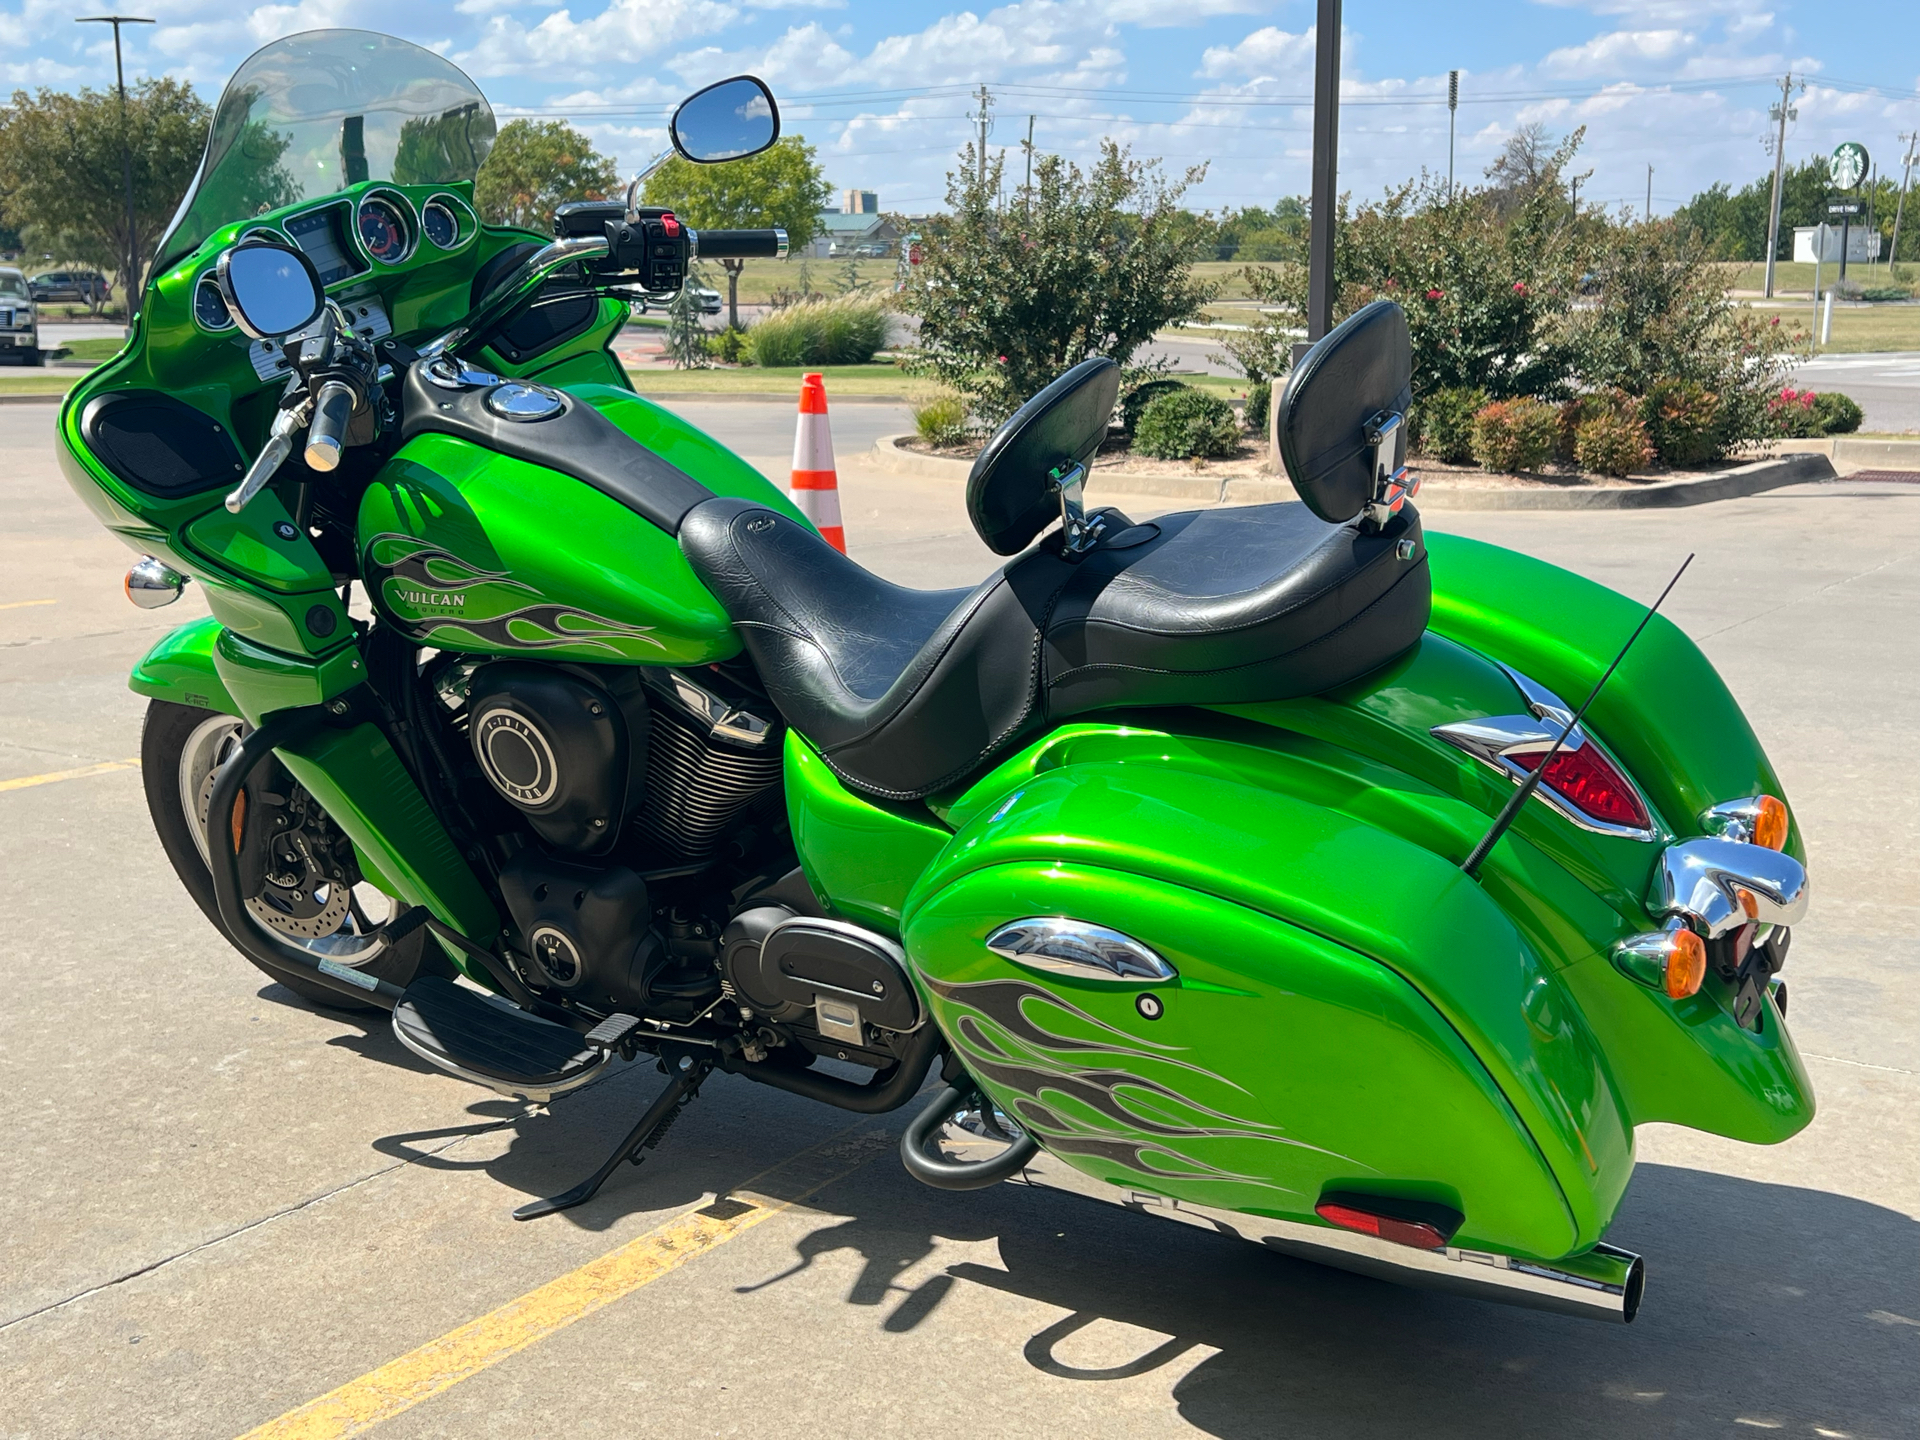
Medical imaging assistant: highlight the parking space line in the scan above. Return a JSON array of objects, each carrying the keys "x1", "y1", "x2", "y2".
[
  {"x1": 0, "y1": 598, "x2": 56, "y2": 610},
  {"x1": 235, "y1": 1125, "x2": 895, "y2": 1439},
  {"x1": 0, "y1": 757, "x2": 140, "y2": 792}
]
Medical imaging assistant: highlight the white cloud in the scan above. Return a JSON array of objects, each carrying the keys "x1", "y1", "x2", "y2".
[
  {"x1": 454, "y1": 0, "x2": 739, "y2": 79},
  {"x1": 1199, "y1": 25, "x2": 1314, "y2": 80},
  {"x1": 1541, "y1": 28, "x2": 1694, "y2": 75}
]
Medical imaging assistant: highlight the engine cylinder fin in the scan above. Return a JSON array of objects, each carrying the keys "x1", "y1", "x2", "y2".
[{"x1": 632, "y1": 701, "x2": 783, "y2": 858}]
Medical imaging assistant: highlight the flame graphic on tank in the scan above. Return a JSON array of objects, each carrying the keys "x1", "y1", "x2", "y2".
[{"x1": 364, "y1": 534, "x2": 664, "y2": 658}]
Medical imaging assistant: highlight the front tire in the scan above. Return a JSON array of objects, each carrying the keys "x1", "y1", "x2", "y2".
[{"x1": 141, "y1": 700, "x2": 440, "y2": 1010}]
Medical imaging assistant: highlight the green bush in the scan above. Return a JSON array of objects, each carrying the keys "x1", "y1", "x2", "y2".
[
  {"x1": 1642, "y1": 378, "x2": 1722, "y2": 465},
  {"x1": 1470, "y1": 398, "x2": 1558, "y2": 472},
  {"x1": 912, "y1": 393, "x2": 970, "y2": 449},
  {"x1": 1120, "y1": 378, "x2": 1189, "y2": 435},
  {"x1": 1574, "y1": 410, "x2": 1653, "y2": 476},
  {"x1": 1134, "y1": 388, "x2": 1242, "y2": 459},
  {"x1": 1558, "y1": 391, "x2": 1628, "y2": 459},
  {"x1": 747, "y1": 294, "x2": 889, "y2": 368},
  {"x1": 708, "y1": 326, "x2": 750, "y2": 365},
  {"x1": 1812, "y1": 391, "x2": 1864, "y2": 435},
  {"x1": 1244, "y1": 379, "x2": 1272, "y2": 436},
  {"x1": 1411, "y1": 386, "x2": 1487, "y2": 463},
  {"x1": 1861, "y1": 285, "x2": 1914, "y2": 302}
]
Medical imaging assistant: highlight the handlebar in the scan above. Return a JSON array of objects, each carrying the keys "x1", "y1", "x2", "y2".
[
  {"x1": 691, "y1": 228, "x2": 789, "y2": 261},
  {"x1": 225, "y1": 408, "x2": 303, "y2": 514},
  {"x1": 303, "y1": 380, "x2": 357, "y2": 473}
]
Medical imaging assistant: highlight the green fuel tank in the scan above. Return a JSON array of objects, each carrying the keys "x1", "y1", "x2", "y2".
[{"x1": 357, "y1": 383, "x2": 806, "y2": 666}]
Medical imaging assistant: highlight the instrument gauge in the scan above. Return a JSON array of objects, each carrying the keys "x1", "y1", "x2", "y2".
[
  {"x1": 422, "y1": 199, "x2": 460, "y2": 250},
  {"x1": 357, "y1": 196, "x2": 411, "y2": 264},
  {"x1": 194, "y1": 275, "x2": 235, "y2": 331}
]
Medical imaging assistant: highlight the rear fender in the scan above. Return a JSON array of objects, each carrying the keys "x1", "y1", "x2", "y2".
[{"x1": 905, "y1": 759, "x2": 1635, "y2": 1255}]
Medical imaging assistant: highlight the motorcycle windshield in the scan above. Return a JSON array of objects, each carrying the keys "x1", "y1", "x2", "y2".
[{"x1": 154, "y1": 29, "x2": 496, "y2": 277}]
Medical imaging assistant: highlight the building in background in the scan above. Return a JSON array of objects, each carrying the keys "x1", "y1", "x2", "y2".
[
  {"x1": 1792, "y1": 225, "x2": 1884, "y2": 264},
  {"x1": 841, "y1": 189, "x2": 878, "y2": 215}
]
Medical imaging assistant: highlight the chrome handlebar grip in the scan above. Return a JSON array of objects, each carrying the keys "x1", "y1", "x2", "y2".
[
  {"x1": 303, "y1": 379, "x2": 357, "y2": 473},
  {"x1": 224, "y1": 408, "x2": 304, "y2": 514}
]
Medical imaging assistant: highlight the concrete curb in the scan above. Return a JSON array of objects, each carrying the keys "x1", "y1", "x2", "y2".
[
  {"x1": 0, "y1": 392, "x2": 67, "y2": 405},
  {"x1": 1773, "y1": 436, "x2": 1920, "y2": 471},
  {"x1": 872, "y1": 435, "x2": 1839, "y2": 509}
]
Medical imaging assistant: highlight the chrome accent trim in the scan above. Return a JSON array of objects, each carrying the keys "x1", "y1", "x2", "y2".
[
  {"x1": 1651, "y1": 837, "x2": 1809, "y2": 938},
  {"x1": 1496, "y1": 661, "x2": 1575, "y2": 726},
  {"x1": 389, "y1": 994, "x2": 612, "y2": 1104},
  {"x1": 1430, "y1": 709, "x2": 1658, "y2": 842},
  {"x1": 814, "y1": 995, "x2": 863, "y2": 1045},
  {"x1": 484, "y1": 382, "x2": 567, "y2": 421},
  {"x1": 424, "y1": 235, "x2": 611, "y2": 360},
  {"x1": 1047, "y1": 460, "x2": 1106, "y2": 554},
  {"x1": 192, "y1": 274, "x2": 237, "y2": 334},
  {"x1": 1701, "y1": 797, "x2": 1773, "y2": 846},
  {"x1": 641, "y1": 668, "x2": 777, "y2": 749},
  {"x1": 625, "y1": 151, "x2": 675, "y2": 217},
  {"x1": 419, "y1": 192, "x2": 475, "y2": 252},
  {"x1": 985, "y1": 918, "x2": 1177, "y2": 984},
  {"x1": 225, "y1": 404, "x2": 307, "y2": 514},
  {"x1": 1361, "y1": 410, "x2": 1412, "y2": 528},
  {"x1": 772, "y1": 226, "x2": 789, "y2": 260},
  {"x1": 126, "y1": 556, "x2": 185, "y2": 609},
  {"x1": 1011, "y1": 1149, "x2": 1643, "y2": 1322},
  {"x1": 424, "y1": 356, "x2": 505, "y2": 390}
]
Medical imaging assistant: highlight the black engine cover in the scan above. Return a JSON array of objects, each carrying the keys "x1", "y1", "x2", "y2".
[
  {"x1": 722, "y1": 912, "x2": 921, "y2": 1041},
  {"x1": 468, "y1": 663, "x2": 648, "y2": 854},
  {"x1": 499, "y1": 851, "x2": 657, "y2": 1009}
]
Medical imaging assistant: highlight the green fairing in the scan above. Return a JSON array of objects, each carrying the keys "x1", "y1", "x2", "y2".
[
  {"x1": 129, "y1": 616, "x2": 238, "y2": 714},
  {"x1": 785, "y1": 733, "x2": 951, "y2": 934},
  {"x1": 357, "y1": 388, "x2": 805, "y2": 664},
  {"x1": 906, "y1": 862, "x2": 1583, "y2": 1258}
]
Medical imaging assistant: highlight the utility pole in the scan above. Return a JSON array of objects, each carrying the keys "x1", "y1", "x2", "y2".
[
  {"x1": 1447, "y1": 71, "x2": 1458, "y2": 201},
  {"x1": 1890, "y1": 132, "x2": 1918, "y2": 279},
  {"x1": 1023, "y1": 114, "x2": 1034, "y2": 211},
  {"x1": 1306, "y1": 0, "x2": 1341, "y2": 342},
  {"x1": 1646, "y1": 164, "x2": 1653, "y2": 222},
  {"x1": 78, "y1": 15, "x2": 154, "y2": 330},
  {"x1": 971, "y1": 84, "x2": 994, "y2": 189},
  {"x1": 1762, "y1": 72, "x2": 1801, "y2": 299}
]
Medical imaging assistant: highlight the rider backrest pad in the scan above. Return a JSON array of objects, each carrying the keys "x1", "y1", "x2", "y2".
[
  {"x1": 1273, "y1": 300, "x2": 1412, "y2": 525},
  {"x1": 967, "y1": 356, "x2": 1121, "y2": 555}
]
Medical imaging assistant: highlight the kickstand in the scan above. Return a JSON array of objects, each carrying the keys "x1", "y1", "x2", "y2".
[{"x1": 514, "y1": 1055, "x2": 712, "y2": 1221}]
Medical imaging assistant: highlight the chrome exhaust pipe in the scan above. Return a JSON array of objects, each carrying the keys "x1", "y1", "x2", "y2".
[{"x1": 1009, "y1": 1148, "x2": 1644, "y2": 1323}]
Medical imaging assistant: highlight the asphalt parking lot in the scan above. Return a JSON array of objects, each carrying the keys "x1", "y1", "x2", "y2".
[{"x1": 2, "y1": 397, "x2": 1916, "y2": 1440}]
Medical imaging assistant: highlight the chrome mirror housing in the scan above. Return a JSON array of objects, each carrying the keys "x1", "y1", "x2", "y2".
[{"x1": 216, "y1": 239, "x2": 325, "y2": 340}]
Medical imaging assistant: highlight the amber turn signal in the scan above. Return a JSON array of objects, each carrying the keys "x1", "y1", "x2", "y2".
[
  {"x1": 1751, "y1": 795, "x2": 1789, "y2": 851},
  {"x1": 1662, "y1": 927, "x2": 1707, "y2": 999}
]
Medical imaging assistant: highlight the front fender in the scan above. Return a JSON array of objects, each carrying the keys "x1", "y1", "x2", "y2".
[
  {"x1": 904, "y1": 760, "x2": 1635, "y2": 1255},
  {"x1": 129, "y1": 615, "x2": 239, "y2": 715}
]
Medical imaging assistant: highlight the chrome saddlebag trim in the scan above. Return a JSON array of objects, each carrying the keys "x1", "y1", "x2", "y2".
[{"x1": 1008, "y1": 1148, "x2": 1644, "y2": 1323}]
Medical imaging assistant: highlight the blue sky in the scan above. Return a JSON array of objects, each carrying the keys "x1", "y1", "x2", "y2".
[{"x1": 4, "y1": 0, "x2": 1919, "y2": 218}]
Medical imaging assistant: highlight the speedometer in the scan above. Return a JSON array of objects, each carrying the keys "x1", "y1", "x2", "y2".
[
  {"x1": 422, "y1": 199, "x2": 460, "y2": 250},
  {"x1": 357, "y1": 196, "x2": 410, "y2": 264},
  {"x1": 194, "y1": 275, "x2": 234, "y2": 331}
]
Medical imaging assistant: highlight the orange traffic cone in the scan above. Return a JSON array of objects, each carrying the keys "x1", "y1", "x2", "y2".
[{"x1": 790, "y1": 372, "x2": 845, "y2": 552}]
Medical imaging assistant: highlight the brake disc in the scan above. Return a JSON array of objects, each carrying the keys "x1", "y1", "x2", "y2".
[{"x1": 195, "y1": 768, "x2": 351, "y2": 940}]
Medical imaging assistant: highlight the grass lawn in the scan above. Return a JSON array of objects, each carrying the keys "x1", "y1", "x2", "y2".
[
  {"x1": 625, "y1": 362, "x2": 939, "y2": 400},
  {"x1": 54, "y1": 336, "x2": 128, "y2": 362},
  {"x1": 1717, "y1": 260, "x2": 1919, "y2": 295},
  {"x1": 1746, "y1": 300, "x2": 1920, "y2": 355},
  {"x1": 0, "y1": 371, "x2": 74, "y2": 394}
]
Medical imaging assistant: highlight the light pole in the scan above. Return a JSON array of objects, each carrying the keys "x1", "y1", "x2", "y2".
[
  {"x1": 77, "y1": 15, "x2": 154, "y2": 328},
  {"x1": 1891, "y1": 132, "x2": 1918, "y2": 279},
  {"x1": 1306, "y1": 0, "x2": 1341, "y2": 343},
  {"x1": 1762, "y1": 73, "x2": 1801, "y2": 299},
  {"x1": 1447, "y1": 70, "x2": 1458, "y2": 202}
]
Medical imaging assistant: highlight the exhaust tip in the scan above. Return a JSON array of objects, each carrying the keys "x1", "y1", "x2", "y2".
[{"x1": 1621, "y1": 1253, "x2": 1646, "y2": 1324}]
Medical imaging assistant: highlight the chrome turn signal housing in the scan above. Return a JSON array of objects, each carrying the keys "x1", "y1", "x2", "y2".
[
  {"x1": 1612, "y1": 920, "x2": 1708, "y2": 999},
  {"x1": 125, "y1": 556, "x2": 186, "y2": 609},
  {"x1": 1701, "y1": 795, "x2": 1790, "y2": 851}
]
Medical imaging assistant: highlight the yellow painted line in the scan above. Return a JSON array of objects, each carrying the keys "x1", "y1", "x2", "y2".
[
  {"x1": 237, "y1": 1126, "x2": 894, "y2": 1440},
  {"x1": 0, "y1": 757, "x2": 141, "y2": 792},
  {"x1": 0, "y1": 598, "x2": 56, "y2": 610}
]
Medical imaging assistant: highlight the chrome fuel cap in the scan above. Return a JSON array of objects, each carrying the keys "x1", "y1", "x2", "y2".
[{"x1": 485, "y1": 383, "x2": 566, "y2": 421}]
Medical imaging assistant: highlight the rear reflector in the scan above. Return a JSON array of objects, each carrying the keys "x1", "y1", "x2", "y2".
[
  {"x1": 1514, "y1": 742, "x2": 1651, "y2": 831},
  {"x1": 1314, "y1": 1200, "x2": 1449, "y2": 1252}
]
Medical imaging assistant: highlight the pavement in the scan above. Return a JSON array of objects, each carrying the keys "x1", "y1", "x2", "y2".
[
  {"x1": 2, "y1": 398, "x2": 1916, "y2": 1440},
  {"x1": 1789, "y1": 351, "x2": 1920, "y2": 433}
]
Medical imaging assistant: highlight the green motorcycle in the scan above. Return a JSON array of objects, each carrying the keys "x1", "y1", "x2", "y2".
[{"x1": 64, "y1": 30, "x2": 1812, "y2": 1325}]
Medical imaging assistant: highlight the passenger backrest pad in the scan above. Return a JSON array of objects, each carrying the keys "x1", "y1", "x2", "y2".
[
  {"x1": 1274, "y1": 300, "x2": 1412, "y2": 525},
  {"x1": 966, "y1": 356, "x2": 1121, "y2": 555}
]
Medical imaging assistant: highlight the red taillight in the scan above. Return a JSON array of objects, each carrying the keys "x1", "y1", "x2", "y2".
[
  {"x1": 1314, "y1": 1200, "x2": 1449, "y2": 1251},
  {"x1": 1514, "y1": 742, "x2": 1650, "y2": 831}
]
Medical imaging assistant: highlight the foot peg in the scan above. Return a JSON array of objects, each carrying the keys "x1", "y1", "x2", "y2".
[{"x1": 390, "y1": 975, "x2": 610, "y2": 1103}]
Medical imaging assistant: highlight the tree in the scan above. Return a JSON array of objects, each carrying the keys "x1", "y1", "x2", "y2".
[
  {"x1": 0, "y1": 78, "x2": 209, "y2": 303},
  {"x1": 474, "y1": 119, "x2": 619, "y2": 235},
  {"x1": 643, "y1": 137, "x2": 830, "y2": 329},
  {"x1": 902, "y1": 141, "x2": 1215, "y2": 421},
  {"x1": 1485, "y1": 122, "x2": 1569, "y2": 219}
]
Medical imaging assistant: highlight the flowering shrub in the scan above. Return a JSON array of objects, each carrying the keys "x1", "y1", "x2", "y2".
[
  {"x1": 1770, "y1": 387, "x2": 1866, "y2": 438},
  {"x1": 1574, "y1": 409, "x2": 1653, "y2": 476},
  {"x1": 1642, "y1": 379, "x2": 1722, "y2": 465},
  {"x1": 1471, "y1": 398, "x2": 1559, "y2": 472}
]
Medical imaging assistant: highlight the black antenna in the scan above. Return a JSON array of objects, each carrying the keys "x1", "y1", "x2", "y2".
[{"x1": 1460, "y1": 554, "x2": 1694, "y2": 879}]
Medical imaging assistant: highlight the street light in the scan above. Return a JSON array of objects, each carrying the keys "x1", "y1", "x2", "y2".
[{"x1": 76, "y1": 15, "x2": 154, "y2": 330}]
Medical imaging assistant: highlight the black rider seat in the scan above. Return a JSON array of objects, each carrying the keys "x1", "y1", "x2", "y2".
[{"x1": 680, "y1": 303, "x2": 1431, "y2": 800}]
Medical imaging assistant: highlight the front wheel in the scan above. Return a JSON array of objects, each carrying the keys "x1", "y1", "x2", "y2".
[{"x1": 141, "y1": 700, "x2": 441, "y2": 1010}]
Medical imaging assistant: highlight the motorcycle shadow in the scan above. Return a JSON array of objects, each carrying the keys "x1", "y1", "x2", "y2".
[{"x1": 785, "y1": 1157, "x2": 1918, "y2": 1440}]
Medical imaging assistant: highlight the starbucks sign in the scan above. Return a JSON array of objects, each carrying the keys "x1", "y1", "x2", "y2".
[{"x1": 1829, "y1": 142, "x2": 1869, "y2": 190}]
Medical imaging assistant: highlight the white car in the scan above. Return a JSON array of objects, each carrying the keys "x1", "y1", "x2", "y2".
[{"x1": 0, "y1": 267, "x2": 42, "y2": 365}]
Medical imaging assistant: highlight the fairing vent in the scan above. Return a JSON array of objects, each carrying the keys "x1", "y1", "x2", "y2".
[{"x1": 631, "y1": 676, "x2": 782, "y2": 858}]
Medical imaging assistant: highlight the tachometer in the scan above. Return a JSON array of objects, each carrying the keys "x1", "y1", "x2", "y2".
[
  {"x1": 422, "y1": 199, "x2": 460, "y2": 250},
  {"x1": 194, "y1": 275, "x2": 234, "y2": 331},
  {"x1": 357, "y1": 196, "x2": 410, "y2": 264}
]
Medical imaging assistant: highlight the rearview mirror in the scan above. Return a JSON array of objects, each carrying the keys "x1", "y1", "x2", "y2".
[
  {"x1": 217, "y1": 240, "x2": 324, "y2": 340},
  {"x1": 669, "y1": 76, "x2": 780, "y2": 164}
]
